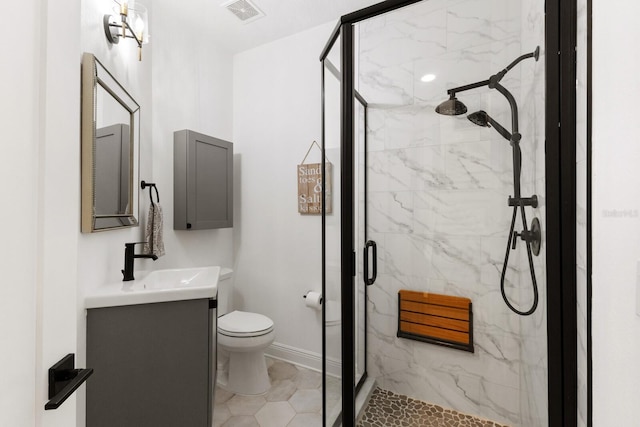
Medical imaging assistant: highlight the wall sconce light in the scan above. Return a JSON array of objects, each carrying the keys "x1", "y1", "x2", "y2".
[{"x1": 103, "y1": 0, "x2": 149, "y2": 61}]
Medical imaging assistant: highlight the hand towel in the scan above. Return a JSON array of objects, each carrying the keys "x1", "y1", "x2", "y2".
[{"x1": 143, "y1": 203, "x2": 165, "y2": 257}]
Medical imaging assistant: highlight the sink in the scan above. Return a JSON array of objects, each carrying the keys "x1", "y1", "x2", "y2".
[
  {"x1": 128, "y1": 267, "x2": 219, "y2": 291},
  {"x1": 85, "y1": 266, "x2": 220, "y2": 309}
]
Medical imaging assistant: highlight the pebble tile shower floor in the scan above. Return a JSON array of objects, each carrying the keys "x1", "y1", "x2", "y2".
[{"x1": 357, "y1": 388, "x2": 511, "y2": 427}]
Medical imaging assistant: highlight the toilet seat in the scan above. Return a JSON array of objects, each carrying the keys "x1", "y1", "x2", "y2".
[{"x1": 218, "y1": 310, "x2": 274, "y2": 338}]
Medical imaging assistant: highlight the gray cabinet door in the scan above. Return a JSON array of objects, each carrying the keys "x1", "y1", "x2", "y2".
[
  {"x1": 86, "y1": 299, "x2": 214, "y2": 427},
  {"x1": 174, "y1": 130, "x2": 233, "y2": 230}
]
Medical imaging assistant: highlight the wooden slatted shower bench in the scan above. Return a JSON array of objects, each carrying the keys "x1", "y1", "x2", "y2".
[{"x1": 397, "y1": 290, "x2": 474, "y2": 353}]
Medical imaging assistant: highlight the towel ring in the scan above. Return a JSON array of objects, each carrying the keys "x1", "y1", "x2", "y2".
[{"x1": 141, "y1": 180, "x2": 160, "y2": 206}]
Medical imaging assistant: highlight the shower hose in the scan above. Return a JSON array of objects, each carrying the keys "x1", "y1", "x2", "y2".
[{"x1": 500, "y1": 149, "x2": 539, "y2": 316}]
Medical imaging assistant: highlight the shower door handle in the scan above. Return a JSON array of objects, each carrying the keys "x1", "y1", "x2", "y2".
[{"x1": 363, "y1": 240, "x2": 377, "y2": 286}]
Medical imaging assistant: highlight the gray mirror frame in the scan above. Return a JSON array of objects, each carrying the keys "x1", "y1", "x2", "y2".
[{"x1": 81, "y1": 52, "x2": 140, "y2": 233}]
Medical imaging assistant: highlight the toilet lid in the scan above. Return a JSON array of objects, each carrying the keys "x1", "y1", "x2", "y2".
[{"x1": 218, "y1": 310, "x2": 274, "y2": 337}]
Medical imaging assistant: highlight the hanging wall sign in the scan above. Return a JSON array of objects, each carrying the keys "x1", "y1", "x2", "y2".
[{"x1": 297, "y1": 141, "x2": 332, "y2": 214}]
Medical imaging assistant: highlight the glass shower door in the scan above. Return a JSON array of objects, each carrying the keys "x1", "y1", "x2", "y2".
[
  {"x1": 322, "y1": 23, "x2": 369, "y2": 427},
  {"x1": 321, "y1": 37, "x2": 343, "y2": 427},
  {"x1": 355, "y1": 100, "x2": 368, "y2": 391}
]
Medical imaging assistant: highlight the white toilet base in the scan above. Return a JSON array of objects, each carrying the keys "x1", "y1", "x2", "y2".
[
  {"x1": 216, "y1": 310, "x2": 275, "y2": 396},
  {"x1": 226, "y1": 349, "x2": 270, "y2": 395}
]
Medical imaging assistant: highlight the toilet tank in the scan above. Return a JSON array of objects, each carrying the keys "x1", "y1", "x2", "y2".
[{"x1": 217, "y1": 268, "x2": 234, "y2": 316}]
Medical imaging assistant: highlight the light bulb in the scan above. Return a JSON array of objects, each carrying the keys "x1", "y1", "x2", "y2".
[{"x1": 135, "y1": 16, "x2": 145, "y2": 35}]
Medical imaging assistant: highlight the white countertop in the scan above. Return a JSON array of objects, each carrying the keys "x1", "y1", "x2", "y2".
[{"x1": 85, "y1": 266, "x2": 221, "y2": 309}]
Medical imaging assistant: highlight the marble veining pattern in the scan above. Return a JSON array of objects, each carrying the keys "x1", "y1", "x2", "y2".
[
  {"x1": 356, "y1": 0, "x2": 548, "y2": 425},
  {"x1": 517, "y1": 0, "x2": 548, "y2": 425},
  {"x1": 575, "y1": 0, "x2": 588, "y2": 425}
]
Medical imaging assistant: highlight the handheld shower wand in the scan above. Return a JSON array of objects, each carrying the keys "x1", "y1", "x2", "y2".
[{"x1": 436, "y1": 46, "x2": 541, "y2": 316}]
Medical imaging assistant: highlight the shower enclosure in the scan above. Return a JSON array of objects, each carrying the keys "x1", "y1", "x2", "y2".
[{"x1": 320, "y1": 0, "x2": 579, "y2": 426}]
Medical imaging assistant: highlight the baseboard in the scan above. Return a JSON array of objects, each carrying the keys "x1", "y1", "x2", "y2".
[{"x1": 265, "y1": 342, "x2": 341, "y2": 377}]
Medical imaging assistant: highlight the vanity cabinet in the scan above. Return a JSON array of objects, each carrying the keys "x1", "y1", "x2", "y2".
[
  {"x1": 174, "y1": 130, "x2": 233, "y2": 230},
  {"x1": 86, "y1": 298, "x2": 216, "y2": 427}
]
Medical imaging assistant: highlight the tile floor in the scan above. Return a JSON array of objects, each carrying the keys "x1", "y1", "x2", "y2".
[
  {"x1": 215, "y1": 359, "x2": 508, "y2": 427},
  {"x1": 357, "y1": 387, "x2": 511, "y2": 427},
  {"x1": 214, "y1": 358, "x2": 323, "y2": 427}
]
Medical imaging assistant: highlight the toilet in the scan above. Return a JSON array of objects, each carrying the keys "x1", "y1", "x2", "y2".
[{"x1": 217, "y1": 268, "x2": 275, "y2": 395}]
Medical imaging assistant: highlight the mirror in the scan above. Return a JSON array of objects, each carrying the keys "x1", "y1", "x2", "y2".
[{"x1": 81, "y1": 52, "x2": 140, "y2": 232}]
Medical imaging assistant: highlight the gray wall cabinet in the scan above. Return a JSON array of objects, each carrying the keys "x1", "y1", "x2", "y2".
[
  {"x1": 174, "y1": 130, "x2": 233, "y2": 230},
  {"x1": 86, "y1": 299, "x2": 216, "y2": 427}
]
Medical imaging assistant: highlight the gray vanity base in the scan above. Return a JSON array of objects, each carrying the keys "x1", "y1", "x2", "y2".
[{"x1": 86, "y1": 298, "x2": 215, "y2": 427}]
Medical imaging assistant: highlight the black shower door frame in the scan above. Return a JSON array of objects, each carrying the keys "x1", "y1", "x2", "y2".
[
  {"x1": 319, "y1": 0, "x2": 579, "y2": 425},
  {"x1": 321, "y1": 55, "x2": 370, "y2": 427}
]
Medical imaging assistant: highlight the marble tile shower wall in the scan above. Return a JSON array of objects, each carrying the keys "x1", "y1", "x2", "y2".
[
  {"x1": 575, "y1": 0, "x2": 588, "y2": 425},
  {"x1": 358, "y1": 0, "x2": 546, "y2": 426},
  {"x1": 516, "y1": 0, "x2": 547, "y2": 425}
]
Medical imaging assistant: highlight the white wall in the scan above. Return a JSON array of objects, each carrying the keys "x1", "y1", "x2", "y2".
[
  {"x1": 1, "y1": 0, "x2": 81, "y2": 425},
  {"x1": 149, "y1": 0, "x2": 234, "y2": 273},
  {"x1": 592, "y1": 1, "x2": 640, "y2": 424},
  {"x1": 38, "y1": 0, "x2": 82, "y2": 424},
  {"x1": 232, "y1": 23, "x2": 334, "y2": 359},
  {"x1": 0, "y1": 1, "x2": 41, "y2": 424}
]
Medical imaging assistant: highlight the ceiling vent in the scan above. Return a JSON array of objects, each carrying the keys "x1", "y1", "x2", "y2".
[{"x1": 222, "y1": 0, "x2": 265, "y2": 23}]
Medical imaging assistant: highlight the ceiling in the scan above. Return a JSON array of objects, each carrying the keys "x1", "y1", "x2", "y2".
[{"x1": 168, "y1": 0, "x2": 383, "y2": 53}]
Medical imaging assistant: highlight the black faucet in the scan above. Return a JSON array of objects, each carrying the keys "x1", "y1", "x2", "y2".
[{"x1": 122, "y1": 242, "x2": 158, "y2": 281}]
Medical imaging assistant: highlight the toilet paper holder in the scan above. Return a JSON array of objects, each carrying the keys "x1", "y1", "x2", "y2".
[{"x1": 303, "y1": 290, "x2": 323, "y2": 305}]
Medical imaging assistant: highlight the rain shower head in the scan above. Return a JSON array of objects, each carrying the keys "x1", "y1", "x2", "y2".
[
  {"x1": 435, "y1": 94, "x2": 467, "y2": 116},
  {"x1": 467, "y1": 110, "x2": 512, "y2": 141}
]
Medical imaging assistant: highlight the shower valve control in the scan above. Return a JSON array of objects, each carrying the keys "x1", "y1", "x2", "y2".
[
  {"x1": 508, "y1": 195, "x2": 538, "y2": 208},
  {"x1": 513, "y1": 230, "x2": 535, "y2": 249},
  {"x1": 512, "y1": 231, "x2": 521, "y2": 249},
  {"x1": 512, "y1": 220, "x2": 542, "y2": 255}
]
